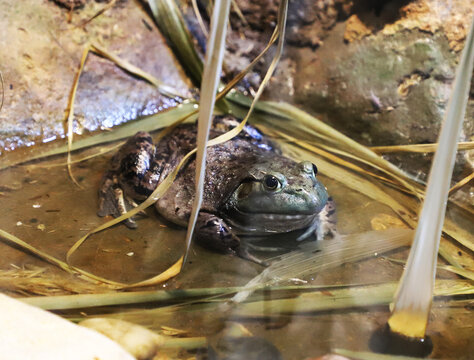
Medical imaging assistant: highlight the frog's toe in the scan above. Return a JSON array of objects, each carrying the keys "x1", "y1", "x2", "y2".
[
  {"x1": 298, "y1": 197, "x2": 337, "y2": 241},
  {"x1": 98, "y1": 176, "x2": 119, "y2": 213},
  {"x1": 296, "y1": 220, "x2": 319, "y2": 242},
  {"x1": 98, "y1": 179, "x2": 139, "y2": 228},
  {"x1": 236, "y1": 246, "x2": 270, "y2": 267},
  {"x1": 122, "y1": 217, "x2": 138, "y2": 229}
]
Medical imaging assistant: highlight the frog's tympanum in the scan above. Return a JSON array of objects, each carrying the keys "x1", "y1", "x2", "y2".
[{"x1": 98, "y1": 116, "x2": 336, "y2": 265}]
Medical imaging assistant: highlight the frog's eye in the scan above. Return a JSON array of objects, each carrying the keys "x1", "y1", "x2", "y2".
[
  {"x1": 312, "y1": 163, "x2": 318, "y2": 176},
  {"x1": 263, "y1": 175, "x2": 281, "y2": 191}
]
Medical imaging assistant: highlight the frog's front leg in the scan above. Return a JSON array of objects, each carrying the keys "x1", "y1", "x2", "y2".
[
  {"x1": 297, "y1": 197, "x2": 337, "y2": 241},
  {"x1": 195, "y1": 212, "x2": 268, "y2": 266},
  {"x1": 316, "y1": 197, "x2": 337, "y2": 239},
  {"x1": 97, "y1": 173, "x2": 140, "y2": 228},
  {"x1": 98, "y1": 132, "x2": 158, "y2": 229}
]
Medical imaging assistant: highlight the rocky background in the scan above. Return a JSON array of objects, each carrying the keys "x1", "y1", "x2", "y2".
[
  {"x1": 222, "y1": 0, "x2": 473, "y2": 178},
  {"x1": 0, "y1": 0, "x2": 472, "y2": 180}
]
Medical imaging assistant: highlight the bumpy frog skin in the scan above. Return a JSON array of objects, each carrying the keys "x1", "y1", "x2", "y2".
[{"x1": 98, "y1": 116, "x2": 336, "y2": 265}]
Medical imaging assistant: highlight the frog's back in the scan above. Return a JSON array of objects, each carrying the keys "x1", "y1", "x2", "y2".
[{"x1": 155, "y1": 118, "x2": 277, "y2": 225}]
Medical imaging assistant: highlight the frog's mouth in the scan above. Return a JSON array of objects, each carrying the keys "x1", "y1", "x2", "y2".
[{"x1": 224, "y1": 208, "x2": 317, "y2": 235}]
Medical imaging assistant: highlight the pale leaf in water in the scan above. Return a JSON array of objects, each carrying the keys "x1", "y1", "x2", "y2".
[{"x1": 232, "y1": 228, "x2": 414, "y2": 303}]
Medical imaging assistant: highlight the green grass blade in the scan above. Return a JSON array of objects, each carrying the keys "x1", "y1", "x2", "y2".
[{"x1": 233, "y1": 280, "x2": 473, "y2": 317}]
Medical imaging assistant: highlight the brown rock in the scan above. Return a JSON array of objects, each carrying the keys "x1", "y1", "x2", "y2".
[{"x1": 344, "y1": 14, "x2": 373, "y2": 43}]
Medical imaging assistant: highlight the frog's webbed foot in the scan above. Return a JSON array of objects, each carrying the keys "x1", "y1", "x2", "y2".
[
  {"x1": 297, "y1": 197, "x2": 337, "y2": 242},
  {"x1": 196, "y1": 212, "x2": 269, "y2": 266},
  {"x1": 98, "y1": 174, "x2": 139, "y2": 229}
]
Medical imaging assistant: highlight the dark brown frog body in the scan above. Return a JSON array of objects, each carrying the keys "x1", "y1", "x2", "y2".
[{"x1": 98, "y1": 116, "x2": 335, "y2": 265}]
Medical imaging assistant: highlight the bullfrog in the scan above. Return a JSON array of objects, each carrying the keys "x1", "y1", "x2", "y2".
[{"x1": 98, "y1": 116, "x2": 336, "y2": 265}]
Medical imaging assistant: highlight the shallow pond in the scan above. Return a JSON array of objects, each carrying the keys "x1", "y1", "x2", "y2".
[{"x1": 0, "y1": 136, "x2": 472, "y2": 359}]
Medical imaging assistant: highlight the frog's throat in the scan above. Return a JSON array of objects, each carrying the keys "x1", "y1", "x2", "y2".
[{"x1": 223, "y1": 208, "x2": 317, "y2": 236}]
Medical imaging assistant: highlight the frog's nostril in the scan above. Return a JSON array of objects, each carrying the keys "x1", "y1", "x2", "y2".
[
  {"x1": 299, "y1": 161, "x2": 313, "y2": 174},
  {"x1": 295, "y1": 188, "x2": 303, "y2": 192},
  {"x1": 312, "y1": 163, "x2": 318, "y2": 176}
]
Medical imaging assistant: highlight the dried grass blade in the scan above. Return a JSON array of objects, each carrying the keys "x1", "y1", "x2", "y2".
[
  {"x1": 442, "y1": 218, "x2": 474, "y2": 252},
  {"x1": 183, "y1": 0, "x2": 232, "y2": 267},
  {"x1": 213, "y1": 0, "x2": 287, "y2": 138},
  {"x1": 217, "y1": 28, "x2": 278, "y2": 100},
  {"x1": 386, "y1": 257, "x2": 474, "y2": 281},
  {"x1": 449, "y1": 171, "x2": 474, "y2": 195},
  {"x1": 231, "y1": 0, "x2": 248, "y2": 26},
  {"x1": 0, "y1": 228, "x2": 182, "y2": 288},
  {"x1": 78, "y1": 0, "x2": 117, "y2": 27},
  {"x1": 370, "y1": 141, "x2": 474, "y2": 153},
  {"x1": 0, "y1": 266, "x2": 102, "y2": 296},
  {"x1": 0, "y1": 228, "x2": 118, "y2": 287},
  {"x1": 191, "y1": 0, "x2": 208, "y2": 37},
  {"x1": 90, "y1": 43, "x2": 187, "y2": 99},
  {"x1": 65, "y1": 143, "x2": 197, "y2": 261},
  {"x1": 66, "y1": 45, "x2": 90, "y2": 188}
]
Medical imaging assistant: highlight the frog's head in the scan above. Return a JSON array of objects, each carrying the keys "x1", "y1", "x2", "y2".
[{"x1": 223, "y1": 158, "x2": 329, "y2": 235}]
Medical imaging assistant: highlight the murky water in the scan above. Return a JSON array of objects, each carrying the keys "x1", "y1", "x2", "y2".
[{"x1": 0, "y1": 141, "x2": 472, "y2": 359}]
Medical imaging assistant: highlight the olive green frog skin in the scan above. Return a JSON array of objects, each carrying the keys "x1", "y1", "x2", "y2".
[{"x1": 98, "y1": 116, "x2": 336, "y2": 265}]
